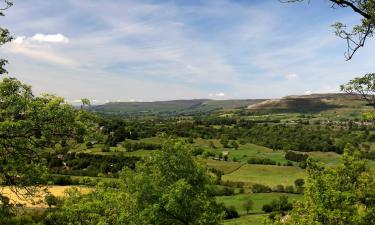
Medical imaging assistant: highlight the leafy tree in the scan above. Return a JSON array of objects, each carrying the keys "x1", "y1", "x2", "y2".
[
  {"x1": 270, "y1": 145, "x2": 375, "y2": 224},
  {"x1": 0, "y1": 77, "x2": 95, "y2": 218},
  {"x1": 231, "y1": 140, "x2": 239, "y2": 150},
  {"x1": 45, "y1": 140, "x2": 224, "y2": 225},
  {"x1": 45, "y1": 194, "x2": 60, "y2": 208},
  {"x1": 0, "y1": 0, "x2": 13, "y2": 75},
  {"x1": 281, "y1": 0, "x2": 375, "y2": 60},
  {"x1": 220, "y1": 135, "x2": 229, "y2": 148},
  {"x1": 341, "y1": 73, "x2": 375, "y2": 108},
  {"x1": 243, "y1": 199, "x2": 254, "y2": 214},
  {"x1": 341, "y1": 73, "x2": 375, "y2": 120},
  {"x1": 223, "y1": 206, "x2": 239, "y2": 219},
  {"x1": 294, "y1": 178, "x2": 305, "y2": 193}
]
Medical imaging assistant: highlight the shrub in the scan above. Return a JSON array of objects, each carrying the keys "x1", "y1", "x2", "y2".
[
  {"x1": 285, "y1": 151, "x2": 308, "y2": 162},
  {"x1": 262, "y1": 196, "x2": 293, "y2": 213},
  {"x1": 252, "y1": 184, "x2": 272, "y2": 193},
  {"x1": 274, "y1": 184, "x2": 285, "y2": 192},
  {"x1": 224, "y1": 206, "x2": 239, "y2": 219},
  {"x1": 285, "y1": 185, "x2": 295, "y2": 193},
  {"x1": 45, "y1": 194, "x2": 60, "y2": 208},
  {"x1": 247, "y1": 157, "x2": 276, "y2": 165}
]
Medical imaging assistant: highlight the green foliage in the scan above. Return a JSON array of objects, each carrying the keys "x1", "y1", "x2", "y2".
[
  {"x1": 270, "y1": 146, "x2": 375, "y2": 225},
  {"x1": 0, "y1": 0, "x2": 13, "y2": 75},
  {"x1": 46, "y1": 140, "x2": 224, "y2": 224},
  {"x1": 0, "y1": 78, "x2": 94, "y2": 217},
  {"x1": 45, "y1": 194, "x2": 60, "y2": 208},
  {"x1": 341, "y1": 73, "x2": 375, "y2": 108},
  {"x1": 262, "y1": 196, "x2": 293, "y2": 213},
  {"x1": 252, "y1": 184, "x2": 272, "y2": 193},
  {"x1": 223, "y1": 206, "x2": 239, "y2": 219},
  {"x1": 243, "y1": 199, "x2": 254, "y2": 214},
  {"x1": 220, "y1": 135, "x2": 230, "y2": 148},
  {"x1": 247, "y1": 157, "x2": 277, "y2": 165},
  {"x1": 285, "y1": 151, "x2": 309, "y2": 162},
  {"x1": 284, "y1": 0, "x2": 375, "y2": 60}
]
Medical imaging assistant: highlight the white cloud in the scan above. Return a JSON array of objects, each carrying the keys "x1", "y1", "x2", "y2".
[
  {"x1": 209, "y1": 93, "x2": 225, "y2": 97},
  {"x1": 31, "y1": 33, "x2": 69, "y2": 43},
  {"x1": 285, "y1": 73, "x2": 299, "y2": 80},
  {"x1": 304, "y1": 90, "x2": 312, "y2": 95},
  {"x1": 13, "y1": 36, "x2": 26, "y2": 44},
  {"x1": 6, "y1": 33, "x2": 73, "y2": 66}
]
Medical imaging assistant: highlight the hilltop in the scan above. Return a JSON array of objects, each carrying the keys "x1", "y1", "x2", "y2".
[
  {"x1": 90, "y1": 99, "x2": 265, "y2": 116},
  {"x1": 90, "y1": 93, "x2": 369, "y2": 116}
]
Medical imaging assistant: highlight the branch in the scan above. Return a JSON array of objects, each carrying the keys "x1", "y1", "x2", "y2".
[{"x1": 329, "y1": 0, "x2": 371, "y2": 19}]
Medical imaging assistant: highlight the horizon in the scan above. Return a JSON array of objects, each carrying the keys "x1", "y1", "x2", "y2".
[{"x1": 1, "y1": 0, "x2": 374, "y2": 102}]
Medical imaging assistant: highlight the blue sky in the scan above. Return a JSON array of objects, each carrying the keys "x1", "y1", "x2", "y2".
[{"x1": 1, "y1": 0, "x2": 374, "y2": 103}]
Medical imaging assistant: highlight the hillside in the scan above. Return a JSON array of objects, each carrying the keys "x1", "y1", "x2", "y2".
[
  {"x1": 246, "y1": 93, "x2": 369, "y2": 113},
  {"x1": 90, "y1": 99, "x2": 265, "y2": 116},
  {"x1": 90, "y1": 93, "x2": 370, "y2": 116}
]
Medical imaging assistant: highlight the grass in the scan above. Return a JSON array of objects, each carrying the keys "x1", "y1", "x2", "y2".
[
  {"x1": 1, "y1": 185, "x2": 91, "y2": 208},
  {"x1": 202, "y1": 159, "x2": 244, "y2": 174},
  {"x1": 223, "y1": 214, "x2": 268, "y2": 225},
  {"x1": 217, "y1": 193, "x2": 303, "y2": 214},
  {"x1": 222, "y1": 164, "x2": 306, "y2": 187},
  {"x1": 227, "y1": 143, "x2": 287, "y2": 164}
]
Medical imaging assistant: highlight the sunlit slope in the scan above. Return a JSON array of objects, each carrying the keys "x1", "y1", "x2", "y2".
[
  {"x1": 91, "y1": 99, "x2": 265, "y2": 115},
  {"x1": 247, "y1": 93, "x2": 370, "y2": 114}
]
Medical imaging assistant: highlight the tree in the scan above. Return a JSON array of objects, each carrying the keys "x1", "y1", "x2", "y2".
[
  {"x1": 0, "y1": 78, "x2": 95, "y2": 220},
  {"x1": 270, "y1": 145, "x2": 375, "y2": 225},
  {"x1": 341, "y1": 73, "x2": 375, "y2": 120},
  {"x1": 341, "y1": 73, "x2": 375, "y2": 108},
  {"x1": 281, "y1": 0, "x2": 375, "y2": 60},
  {"x1": 45, "y1": 194, "x2": 60, "y2": 208},
  {"x1": 231, "y1": 140, "x2": 239, "y2": 150},
  {"x1": 294, "y1": 178, "x2": 305, "y2": 193},
  {"x1": 220, "y1": 135, "x2": 229, "y2": 148},
  {"x1": 243, "y1": 199, "x2": 254, "y2": 214},
  {"x1": 0, "y1": 0, "x2": 13, "y2": 75},
  {"x1": 45, "y1": 139, "x2": 224, "y2": 225}
]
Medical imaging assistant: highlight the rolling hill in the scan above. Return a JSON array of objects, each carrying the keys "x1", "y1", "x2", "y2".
[
  {"x1": 90, "y1": 93, "x2": 370, "y2": 116},
  {"x1": 90, "y1": 99, "x2": 265, "y2": 116},
  {"x1": 246, "y1": 93, "x2": 368, "y2": 113}
]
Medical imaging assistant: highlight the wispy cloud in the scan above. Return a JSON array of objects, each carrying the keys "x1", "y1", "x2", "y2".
[
  {"x1": 32, "y1": 33, "x2": 69, "y2": 43},
  {"x1": 1, "y1": 0, "x2": 374, "y2": 101},
  {"x1": 285, "y1": 73, "x2": 299, "y2": 80}
]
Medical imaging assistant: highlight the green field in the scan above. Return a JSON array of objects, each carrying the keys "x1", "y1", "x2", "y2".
[
  {"x1": 217, "y1": 193, "x2": 303, "y2": 215},
  {"x1": 223, "y1": 214, "x2": 268, "y2": 225},
  {"x1": 202, "y1": 159, "x2": 244, "y2": 174},
  {"x1": 222, "y1": 164, "x2": 306, "y2": 187}
]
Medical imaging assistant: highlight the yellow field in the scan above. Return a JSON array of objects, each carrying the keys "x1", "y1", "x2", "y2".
[{"x1": 1, "y1": 185, "x2": 91, "y2": 208}]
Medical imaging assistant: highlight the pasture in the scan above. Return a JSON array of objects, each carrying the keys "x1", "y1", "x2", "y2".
[{"x1": 222, "y1": 164, "x2": 307, "y2": 187}]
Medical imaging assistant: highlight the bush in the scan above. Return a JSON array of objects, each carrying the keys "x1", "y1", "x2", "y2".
[
  {"x1": 262, "y1": 196, "x2": 293, "y2": 213},
  {"x1": 274, "y1": 184, "x2": 285, "y2": 192},
  {"x1": 252, "y1": 184, "x2": 272, "y2": 193},
  {"x1": 45, "y1": 194, "x2": 60, "y2": 208},
  {"x1": 285, "y1": 151, "x2": 308, "y2": 162},
  {"x1": 191, "y1": 147, "x2": 204, "y2": 156},
  {"x1": 285, "y1": 185, "x2": 295, "y2": 193},
  {"x1": 101, "y1": 145, "x2": 110, "y2": 152},
  {"x1": 247, "y1": 157, "x2": 276, "y2": 165},
  {"x1": 224, "y1": 206, "x2": 239, "y2": 219}
]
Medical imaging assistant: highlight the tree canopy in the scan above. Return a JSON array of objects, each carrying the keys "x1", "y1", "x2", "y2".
[
  {"x1": 270, "y1": 145, "x2": 375, "y2": 225},
  {"x1": 44, "y1": 140, "x2": 224, "y2": 225},
  {"x1": 0, "y1": 77, "x2": 95, "y2": 222},
  {"x1": 0, "y1": 0, "x2": 13, "y2": 75},
  {"x1": 281, "y1": 0, "x2": 375, "y2": 60}
]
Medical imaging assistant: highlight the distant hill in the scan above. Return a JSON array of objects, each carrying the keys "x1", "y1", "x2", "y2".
[
  {"x1": 90, "y1": 99, "x2": 265, "y2": 116},
  {"x1": 247, "y1": 93, "x2": 367, "y2": 113},
  {"x1": 90, "y1": 93, "x2": 370, "y2": 116}
]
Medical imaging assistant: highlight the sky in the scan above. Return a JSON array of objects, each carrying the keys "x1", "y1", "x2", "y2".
[{"x1": 1, "y1": 0, "x2": 374, "y2": 103}]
